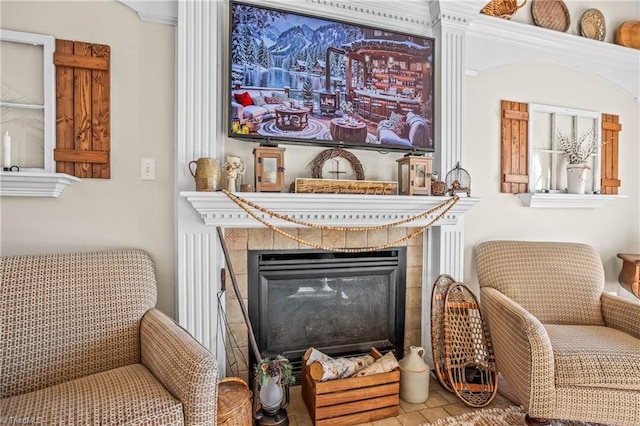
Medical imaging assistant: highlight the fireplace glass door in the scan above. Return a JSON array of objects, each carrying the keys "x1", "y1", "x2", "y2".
[{"x1": 248, "y1": 248, "x2": 406, "y2": 380}]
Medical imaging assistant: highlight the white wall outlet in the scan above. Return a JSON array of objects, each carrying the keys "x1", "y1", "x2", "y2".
[{"x1": 141, "y1": 157, "x2": 155, "y2": 180}]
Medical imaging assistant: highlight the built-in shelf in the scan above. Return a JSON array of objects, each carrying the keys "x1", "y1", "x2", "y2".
[
  {"x1": 0, "y1": 171, "x2": 80, "y2": 197},
  {"x1": 516, "y1": 193, "x2": 626, "y2": 209},
  {"x1": 181, "y1": 191, "x2": 480, "y2": 228}
]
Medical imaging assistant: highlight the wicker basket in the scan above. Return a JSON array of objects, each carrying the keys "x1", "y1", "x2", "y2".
[
  {"x1": 217, "y1": 377, "x2": 253, "y2": 426},
  {"x1": 480, "y1": 0, "x2": 527, "y2": 19}
]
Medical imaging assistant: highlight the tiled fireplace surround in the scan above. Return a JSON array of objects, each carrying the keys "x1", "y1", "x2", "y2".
[{"x1": 222, "y1": 226, "x2": 425, "y2": 380}]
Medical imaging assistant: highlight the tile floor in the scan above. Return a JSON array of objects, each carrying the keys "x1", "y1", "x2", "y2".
[{"x1": 285, "y1": 373, "x2": 513, "y2": 426}]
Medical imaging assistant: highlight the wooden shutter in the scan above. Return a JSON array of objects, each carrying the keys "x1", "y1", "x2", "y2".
[
  {"x1": 601, "y1": 114, "x2": 621, "y2": 194},
  {"x1": 54, "y1": 39, "x2": 110, "y2": 178},
  {"x1": 500, "y1": 100, "x2": 529, "y2": 193}
]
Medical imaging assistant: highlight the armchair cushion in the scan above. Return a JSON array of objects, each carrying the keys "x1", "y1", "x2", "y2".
[
  {"x1": 1, "y1": 364, "x2": 183, "y2": 425},
  {"x1": 545, "y1": 324, "x2": 640, "y2": 391}
]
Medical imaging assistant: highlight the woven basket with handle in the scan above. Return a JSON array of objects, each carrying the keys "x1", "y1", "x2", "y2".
[{"x1": 480, "y1": 0, "x2": 527, "y2": 19}]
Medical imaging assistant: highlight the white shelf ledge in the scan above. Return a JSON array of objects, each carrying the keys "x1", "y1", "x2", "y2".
[
  {"x1": 181, "y1": 191, "x2": 480, "y2": 228},
  {"x1": 516, "y1": 193, "x2": 626, "y2": 209},
  {"x1": 0, "y1": 171, "x2": 81, "y2": 197}
]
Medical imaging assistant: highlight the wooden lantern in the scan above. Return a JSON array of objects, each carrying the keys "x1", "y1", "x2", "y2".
[
  {"x1": 253, "y1": 146, "x2": 286, "y2": 192},
  {"x1": 397, "y1": 155, "x2": 432, "y2": 196}
]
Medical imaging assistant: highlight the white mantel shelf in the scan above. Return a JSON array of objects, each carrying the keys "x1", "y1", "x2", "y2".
[
  {"x1": 0, "y1": 171, "x2": 80, "y2": 197},
  {"x1": 516, "y1": 193, "x2": 626, "y2": 209},
  {"x1": 181, "y1": 191, "x2": 480, "y2": 228}
]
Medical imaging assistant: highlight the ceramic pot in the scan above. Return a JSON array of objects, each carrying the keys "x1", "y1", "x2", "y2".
[
  {"x1": 188, "y1": 158, "x2": 222, "y2": 192},
  {"x1": 566, "y1": 163, "x2": 591, "y2": 194},
  {"x1": 259, "y1": 374, "x2": 283, "y2": 414},
  {"x1": 398, "y1": 346, "x2": 430, "y2": 404}
]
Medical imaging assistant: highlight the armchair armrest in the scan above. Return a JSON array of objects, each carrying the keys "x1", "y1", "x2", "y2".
[
  {"x1": 141, "y1": 309, "x2": 218, "y2": 426},
  {"x1": 480, "y1": 288, "x2": 556, "y2": 418},
  {"x1": 601, "y1": 292, "x2": 640, "y2": 338}
]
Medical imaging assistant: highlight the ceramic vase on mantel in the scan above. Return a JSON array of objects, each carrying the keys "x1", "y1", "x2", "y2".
[
  {"x1": 259, "y1": 374, "x2": 284, "y2": 414},
  {"x1": 566, "y1": 163, "x2": 591, "y2": 194}
]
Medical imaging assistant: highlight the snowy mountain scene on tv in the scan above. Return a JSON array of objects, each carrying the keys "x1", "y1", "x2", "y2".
[{"x1": 229, "y1": 1, "x2": 435, "y2": 153}]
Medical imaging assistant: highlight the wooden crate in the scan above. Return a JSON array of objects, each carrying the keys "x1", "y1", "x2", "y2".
[{"x1": 302, "y1": 348, "x2": 400, "y2": 426}]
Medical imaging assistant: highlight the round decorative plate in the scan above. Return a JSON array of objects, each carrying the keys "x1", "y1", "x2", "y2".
[
  {"x1": 580, "y1": 8, "x2": 606, "y2": 41},
  {"x1": 531, "y1": 0, "x2": 570, "y2": 32}
]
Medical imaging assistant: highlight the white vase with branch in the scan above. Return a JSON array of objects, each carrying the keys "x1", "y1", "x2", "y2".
[{"x1": 556, "y1": 125, "x2": 598, "y2": 194}]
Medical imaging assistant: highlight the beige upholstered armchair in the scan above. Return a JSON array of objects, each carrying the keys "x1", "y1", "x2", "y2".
[
  {"x1": 476, "y1": 241, "x2": 640, "y2": 426},
  {"x1": 1, "y1": 250, "x2": 218, "y2": 425}
]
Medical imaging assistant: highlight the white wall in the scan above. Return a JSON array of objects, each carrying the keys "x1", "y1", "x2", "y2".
[
  {"x1": 0, "y1": 1, "x2": 177, "y2": 315},
  {"x1": 463, "y1": 62, "x2": 640, "y2": 296}
]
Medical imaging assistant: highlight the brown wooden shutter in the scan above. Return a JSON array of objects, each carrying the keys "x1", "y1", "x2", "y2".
[
  {"x1": 501, "y1": 100, "x2": 529, "y2": 193},
  {"x1": 54, "y1": 39, "x2": 110, "y2": 178},
  {"x1": 601, "y1": 114, "x2": 621, "y2": 194}
]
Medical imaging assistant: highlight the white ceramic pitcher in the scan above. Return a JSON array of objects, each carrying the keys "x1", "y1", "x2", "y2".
[{"x1": 398, "y1": 346, "x2": 430, "y2": 403}]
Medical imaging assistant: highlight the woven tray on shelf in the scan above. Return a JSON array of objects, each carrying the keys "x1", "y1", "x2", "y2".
[
  {"x1": 480, "y1": 0, "x2": 527, "y2": 20},
  {"x1": 531, "y1": 0, "x2": 570, "y2": 32},
  {"x1": 580, "y1": 8, "x2": 606, "y2": 41}
]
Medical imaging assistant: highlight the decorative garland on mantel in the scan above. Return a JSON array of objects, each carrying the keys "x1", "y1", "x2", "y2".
[{"x1": 222, "y1": 189, "x2": 460, "y2": 253}]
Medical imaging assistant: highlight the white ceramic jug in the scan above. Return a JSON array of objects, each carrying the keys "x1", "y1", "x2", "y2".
[{"x1": 398, "y1": 346, "x2": 430, "y2": 404}]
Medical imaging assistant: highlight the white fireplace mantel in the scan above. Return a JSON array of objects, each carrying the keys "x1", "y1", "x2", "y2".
[{"x1": 181, "y1": 191, "x2": 480, "y2": 228}]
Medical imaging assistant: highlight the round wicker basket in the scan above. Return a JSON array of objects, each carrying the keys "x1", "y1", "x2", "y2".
[
  {"x1": 480, "y1": 0, "x2": 527, "y2": 20},
  {"x1": 217, "y1": 377, "x2": 253, "y2": 426}
]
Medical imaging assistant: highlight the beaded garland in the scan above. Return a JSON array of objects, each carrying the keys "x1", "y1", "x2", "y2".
[{"x1": 222, "y1": 190, "x2": 460, "y2": 253}]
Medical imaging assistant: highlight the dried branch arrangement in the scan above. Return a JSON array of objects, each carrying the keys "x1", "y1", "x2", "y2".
[{"x1": 556, "y1": 124, "x2": 598, "y2": 164}]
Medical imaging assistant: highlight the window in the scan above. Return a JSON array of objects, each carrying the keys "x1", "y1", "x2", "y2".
[
  {"x1": 500, "y1": 99, "x2": 621, "y2": 200},
  {"x1": 0, "y1": 29, "x2": 55, "y2": 172},
  {"x1": 528, "y1": 103, "x2": 601, "y2": 194}
]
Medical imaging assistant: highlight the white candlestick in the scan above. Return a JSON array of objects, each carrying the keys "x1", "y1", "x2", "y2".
[{"x1": 2, "y1": 131, "x2": 11, "y2": 168}]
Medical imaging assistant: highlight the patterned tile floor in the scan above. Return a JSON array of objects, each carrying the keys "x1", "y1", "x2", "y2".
[{"x1": 286, "y1": 373, "x2": 513, "y2": 426}]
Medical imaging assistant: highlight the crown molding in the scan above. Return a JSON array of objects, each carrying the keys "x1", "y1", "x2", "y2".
[{"x1": 118, "y1": 0, "x2": 177, "y2": 25}]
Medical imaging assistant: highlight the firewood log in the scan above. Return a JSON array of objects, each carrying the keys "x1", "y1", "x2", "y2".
[
  {"x1": 309, "y1": 354, "x2": 375, "y2": 381},
  {"x1": 353, "y1": 351, "x2": 399, "y2": 377}
]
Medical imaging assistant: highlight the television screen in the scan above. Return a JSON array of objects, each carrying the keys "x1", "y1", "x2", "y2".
[{"x1": 229, "y1": 1, "x2": 435, "y2": 153}]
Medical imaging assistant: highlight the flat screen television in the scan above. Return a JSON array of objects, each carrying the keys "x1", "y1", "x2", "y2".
[{"x1": 229, "y1": 1, "x2": 435, "y2": 153}]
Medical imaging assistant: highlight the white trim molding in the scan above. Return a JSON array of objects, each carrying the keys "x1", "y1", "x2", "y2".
[
  {"x1": 516, "y1": 193, "x2": 627, "y2": 209},
  {"x1": 0, "y1": 172, "x2": 80, "y2": 197}
]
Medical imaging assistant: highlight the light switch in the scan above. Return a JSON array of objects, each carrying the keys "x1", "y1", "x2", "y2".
[{"x1": 141, "y1": 157, "x2": 155, "y2": 180}]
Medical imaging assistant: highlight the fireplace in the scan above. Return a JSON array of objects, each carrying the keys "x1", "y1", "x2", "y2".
[{"x1": 248, "y1": 247, "x2": 406, "y2": 380}]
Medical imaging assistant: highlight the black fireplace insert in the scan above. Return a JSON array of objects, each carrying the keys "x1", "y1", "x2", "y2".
[{"x1": 247, "y1": 248, "x2": 406, "y2": 381}]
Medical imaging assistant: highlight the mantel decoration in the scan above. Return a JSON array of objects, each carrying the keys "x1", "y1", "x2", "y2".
[
  {"x1": 557, "y1": 124, "x2": 597, "y2": 194},
  {"x1": 254, "y1": 146, "x2": 286, "y2": 192},
  {"x1": 445, "y1": 162, "x2": 471, "y2": 197},
  {"x1": 221, "y1": 189, "x2": 459, "y2": 253},
  {"x1": 397, "y1": 154, "x2": 433, "y2": 196},
  {"x1": 223, "y1": 156, "x2": 246, "y2": 192}
]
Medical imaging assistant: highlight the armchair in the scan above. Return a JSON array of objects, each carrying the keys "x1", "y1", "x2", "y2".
[
  {"x1": 1, "y1": 249, "x2": 218, "y2": 425},
  {"x1": 476, "y1": 241, "x2": 640, "y2": 426}
]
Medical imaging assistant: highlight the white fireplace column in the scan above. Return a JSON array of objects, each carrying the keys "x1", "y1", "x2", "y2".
[
  {"x1": 175, "y1": 0, "x2": 226, "y2": 364},
  {"x1": 422, "y1": 1, "x2": 477, "y2": 366}
]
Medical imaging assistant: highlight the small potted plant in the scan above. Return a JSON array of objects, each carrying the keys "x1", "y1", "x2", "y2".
[
  {"x1": 254, "y1": 355, "x2": 295, "y2": 414},
  {"x1": 556, "y1": 124, "x2": 598, "y2": 194},
  {"x1": 300, "y1": 79, "x2": 315, "y2": 112}
]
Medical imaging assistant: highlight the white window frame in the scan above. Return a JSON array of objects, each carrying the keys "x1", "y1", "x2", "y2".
[
  {"x1": 0, "y1": 29, "x2": 56, "y2": 173},
  {"x1": 527, "y1": 103, "x2": 601, "y2": 194}
]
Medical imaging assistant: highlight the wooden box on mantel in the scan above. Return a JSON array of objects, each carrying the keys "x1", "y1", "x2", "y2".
[{"x1": 301, "y1": 347, "x2": 400, "y2": 426}]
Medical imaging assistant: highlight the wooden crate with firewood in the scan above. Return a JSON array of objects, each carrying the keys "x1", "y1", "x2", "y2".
[{"x1": 301, "y1": 347, "x2": 400, "y2": 426}]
